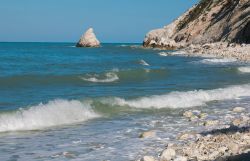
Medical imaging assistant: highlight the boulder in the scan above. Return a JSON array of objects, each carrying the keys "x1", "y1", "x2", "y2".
[
  {"x1": 160, "y1": 148, "x2": 176, "y2": 161},
  {"x1": 76, "y1": 28, "x2": 100, "y2": 47}
]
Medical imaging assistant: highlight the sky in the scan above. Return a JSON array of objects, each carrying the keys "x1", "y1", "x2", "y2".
[{"x1": 0, "y1": 0, "x2": 198, "y2": 43}]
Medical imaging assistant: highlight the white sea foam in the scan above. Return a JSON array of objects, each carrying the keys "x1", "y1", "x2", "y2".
[
  {"x1": 199, "y1": 58, "x2": 237, "y2": 64},
  {"x1": 158, "y1": 52, "x2": 169, "y2": 57},
  {"x1": 171, "y1": 51, "x2": 186, "y2": 55},
  {"x1": 106, "y1": 84, "x2": 250, "y2": 109},
  {"x1": 119, "y1": 44, "x2": 129, "y2": 47},
  {"x1": 238, "y1": 66, "x2": 250, "y2": 73},
  {"x1": 158, "y1": 51, "x2": 186, "y2": 57},
  {"x1": 81, "y1": 72, "x2": 119, "y2": 83},
  {"x1": 0, "y1": 100, "x2": 99, "y2": 132},
  {"x1": 139, "y1": 59, "x2": 150, "y2": 66}
]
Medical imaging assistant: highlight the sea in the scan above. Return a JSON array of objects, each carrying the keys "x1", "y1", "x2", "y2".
[{"x1": 0, "y1": 42, "x2": 250, "y2": 161}]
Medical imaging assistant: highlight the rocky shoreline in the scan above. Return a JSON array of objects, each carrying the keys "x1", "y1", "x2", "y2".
[
  {"x1": 150, "y1": 42, "x2": 250, "y2": 62},
  {"x1": 181, "y1": 43, "x2": 250, "y2": 62},
  {"x1": 138, "y1": 107, "x2": 250, "y2": 161}
]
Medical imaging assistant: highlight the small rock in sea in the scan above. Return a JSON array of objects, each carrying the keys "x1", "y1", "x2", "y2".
[
  {"x1": 183, "y1": 110, "x2": 202, "y2": 120},
  {"x1": 203, "y1": 120, "x2": 219, "y2": 126},
  {"x1": 189, "y1": 115, "x2": 199, "y2": 122},
  {"x1": 160, "y1": 148, "x2": 176, "y2": 161},
  {"x1": 139, "y1": 130, "x2": 156, "y2": 138},
  {"x1": 198, "y1": 113, "x2": 208, "y2": 119},
  {"x1": 183, "y1": 111, "x2": 194, "y2": 118},
  {"x1": 140, "y1": 156, "x2": 155, "y2": 161},
  {"x1": 232, "y1": 107, "x2": 246, "y2": 113},
  {"x1": 174, "y1": 156, "x2": 187, "y2": 161},
  {"x1": 76, "y1": 28, "x2": 100, "y2": 47}
]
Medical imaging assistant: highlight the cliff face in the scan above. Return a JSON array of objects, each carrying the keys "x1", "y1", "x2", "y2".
[{"x1": 143, "y1": 0, "x2": 250, "y2": 49}]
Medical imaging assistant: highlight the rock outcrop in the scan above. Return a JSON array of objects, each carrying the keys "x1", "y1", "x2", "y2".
[
  {"x1": 76, "y1": 28, "x2": 100, "y2": 47},
  {"x1": 143, "y1": 0, "x2": 250, "y2": 49}
]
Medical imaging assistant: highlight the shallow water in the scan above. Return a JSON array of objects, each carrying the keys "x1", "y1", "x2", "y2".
[{"x1": 0, "y1": 43, "x2": 250, "y2": 160}]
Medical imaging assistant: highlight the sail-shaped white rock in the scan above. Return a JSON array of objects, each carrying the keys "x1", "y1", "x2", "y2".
[{"x1": 76, "y1": 28, "x2": 100, "y2": 47}]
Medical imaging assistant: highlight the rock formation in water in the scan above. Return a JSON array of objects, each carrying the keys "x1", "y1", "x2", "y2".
[
  {"x1": 143, "y1": 0, "x2": 250, "y2": 49},
  {"x1": 76, "y1": 28, "x2": 100, "y2": 47}
]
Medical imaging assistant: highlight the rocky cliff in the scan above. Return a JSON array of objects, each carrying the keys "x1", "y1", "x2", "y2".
[{"x1": 143, "y1": 0, "x2": 250, "y2": 49}]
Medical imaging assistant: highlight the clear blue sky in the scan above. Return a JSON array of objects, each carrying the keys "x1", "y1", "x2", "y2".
[{"x1": 0, "y1": 0, "x2": 198, "y2": 43}]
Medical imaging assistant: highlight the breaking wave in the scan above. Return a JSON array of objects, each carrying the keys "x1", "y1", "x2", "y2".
[
  {"x1": 139, "y1": 59, "x2": 150, "y2": 66},
  {"x1": 105, "y1": 84, "x2": 250, "y2": 109},
  {"x1": 238, "y1": 66, "x2": 250, "y2": 73},
  {"x1": 158, "y1": 51, "x2": 186, "y2": 57},
  {"x1": 199, "y1": 58, "x2": 237, "y2": 64},
  {"x1": 158, "y1": 52, "x2": 169, "y2": 57},
  {"x1": 81, "y1": 72, "x2": 119, "y2": 83},
  {"x1": 0, "y1": 100, "x2": 99, "y2": 132}
]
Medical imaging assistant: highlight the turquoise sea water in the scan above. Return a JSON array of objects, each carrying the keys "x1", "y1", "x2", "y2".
[{"x1": 0, "y1": 42, "x2": 250, "y2": 161}]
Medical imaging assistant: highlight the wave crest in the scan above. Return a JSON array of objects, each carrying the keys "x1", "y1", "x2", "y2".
[
  {"x1": 0, "y1": 100, "x2": 99, "y2": 132},
  {"x1": 139, "y1": 59, "x2": 150, "y2": 66},
  {"x1": 199, "y1": 58, "x2": 237, "y2": 64},
  {"x1": 105, "y1": 84, "x2": 250, "y2": 109},
  {"x1": 81, "y1": 72, "x2": 119, "y2": 83},
  {"x1": 238, "y1": 66, "x2": 250, "y2": 73}
]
